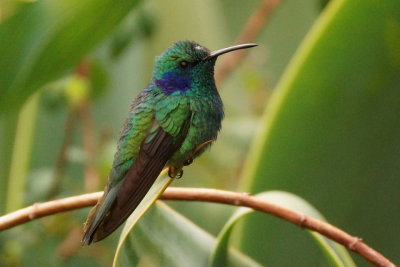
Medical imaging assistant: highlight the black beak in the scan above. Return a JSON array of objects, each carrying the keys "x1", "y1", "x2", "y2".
[{"x1": 205, "y1": 43, "x2": 258, "y2": 60}]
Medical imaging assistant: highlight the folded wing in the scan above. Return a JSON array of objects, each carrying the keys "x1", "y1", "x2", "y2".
[{"x1": 82, "y1": 116, "x2": 190, "y2": 245}]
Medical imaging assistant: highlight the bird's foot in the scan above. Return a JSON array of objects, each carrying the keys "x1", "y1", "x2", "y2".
[
  {"x1": 175, "y1": 169, "x2": 183, "y2": 179},
  {"x1": 168, "y1": 167, "x2": 183, "y2": 179}
]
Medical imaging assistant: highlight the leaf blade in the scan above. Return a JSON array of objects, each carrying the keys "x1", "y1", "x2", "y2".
[
  {"x1": 113, "y1": 169, "x2": 172, "y2": 266},
  {"x1": 115, "y1": 200, "x2": 261, "y2": 267},
  {"x1": 0, "y1": 0, "x2": 141, "y2": 113},
  {"x1": 239, "y1": 0, "x2": 400, "y2": 264},
  {"x1": 210, "y1": 191, "x2": 355, "y2": 267}
]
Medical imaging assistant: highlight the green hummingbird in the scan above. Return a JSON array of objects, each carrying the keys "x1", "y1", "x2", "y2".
[{"x1": 82, "y1": 41, "x2": 257, "y2": 245}]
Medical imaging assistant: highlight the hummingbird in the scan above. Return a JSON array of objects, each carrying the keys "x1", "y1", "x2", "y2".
[{"x1": 81, "y1": 41, "x2": 257, "y2": 245}]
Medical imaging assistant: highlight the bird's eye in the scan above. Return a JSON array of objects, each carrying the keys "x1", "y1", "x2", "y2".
[{"x1": 179, "y1": 60, "x2": 189, "y2": 69}]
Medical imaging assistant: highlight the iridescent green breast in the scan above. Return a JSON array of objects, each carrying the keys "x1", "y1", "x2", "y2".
[{"x1": 168, "y1": 91, "x2": 224, "y2": 166}]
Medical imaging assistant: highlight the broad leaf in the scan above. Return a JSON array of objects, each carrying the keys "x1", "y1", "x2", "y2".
[
  {"x1": 113, "y1": 169, "x2": 172, "y2": 266},
  {"x1": 239, "y1": 0, "x2": 400, "y2": 264},
  {"x1": 114, "y1": 201, "x2": 261, "y2": 267},
  {"x1": 0, "y1": 0, "x2": 141, "y2": 113},
  {"x1": 210, "y1": 191, "x2": 355, "y2": 267}
]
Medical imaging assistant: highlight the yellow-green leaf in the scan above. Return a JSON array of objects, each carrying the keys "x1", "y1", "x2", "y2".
[
  {"x1": 115, "y1": 201, "x2": 261, "y2": 267},
  {"x1": 113, "y1": 169, "x2": 172, "y2": 266},
  {"x1": 239, "y1": 0, "x2": 400, "y2": 264},
  {"x1": 0, "y1": 0, "x2": 141, "y2": 113},
  {"x1": 210, "y1": 191, "x2": 355, "y2": 267}
]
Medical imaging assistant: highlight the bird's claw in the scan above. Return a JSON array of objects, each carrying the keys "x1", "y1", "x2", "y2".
[
  {"x1": 176, "y1": 169, "x2": 183, "y2": 179},
  {"x1": 168, "y1": 167, "x2": 183, "y2": 179},
  {"x1": 168, "y1": 139, "x2": 215, "y2": 179}
]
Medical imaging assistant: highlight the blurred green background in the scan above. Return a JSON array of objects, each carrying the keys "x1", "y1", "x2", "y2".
[{"x1": 1, "y1": 0, "x2": 399, "y2": 266}]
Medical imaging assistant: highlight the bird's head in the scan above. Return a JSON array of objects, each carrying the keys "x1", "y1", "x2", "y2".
[{"x1": 152, "y1": 41, "x2": 256, "y2": 95}]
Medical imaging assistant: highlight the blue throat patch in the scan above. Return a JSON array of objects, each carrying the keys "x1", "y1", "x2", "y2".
[{"x1": 155, "y1": 72, "x2": 192, "y2": 94}]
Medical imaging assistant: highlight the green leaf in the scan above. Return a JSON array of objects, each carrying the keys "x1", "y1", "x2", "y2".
[
  {"x1": 0, "y1": 115, "x2": 18, "y2": 213},
  {"x1": 115, "y1": 201, "x2": 261, "y2": 267},
  {"x1": 5, "y1": 94, "x2": 39, "y2": 212},
  {"x1": 210, "y1": 191, "x2": 355, "y2": 267},
  {"x1": 113, "y1": 169, "x2": 172, "y2": 266},
  {"x1": 0, "y1": 0, "x2": 141, "y2": 113},
  {"x1": 239, "y1": 0, "x2": 400, "y2": 264}
]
